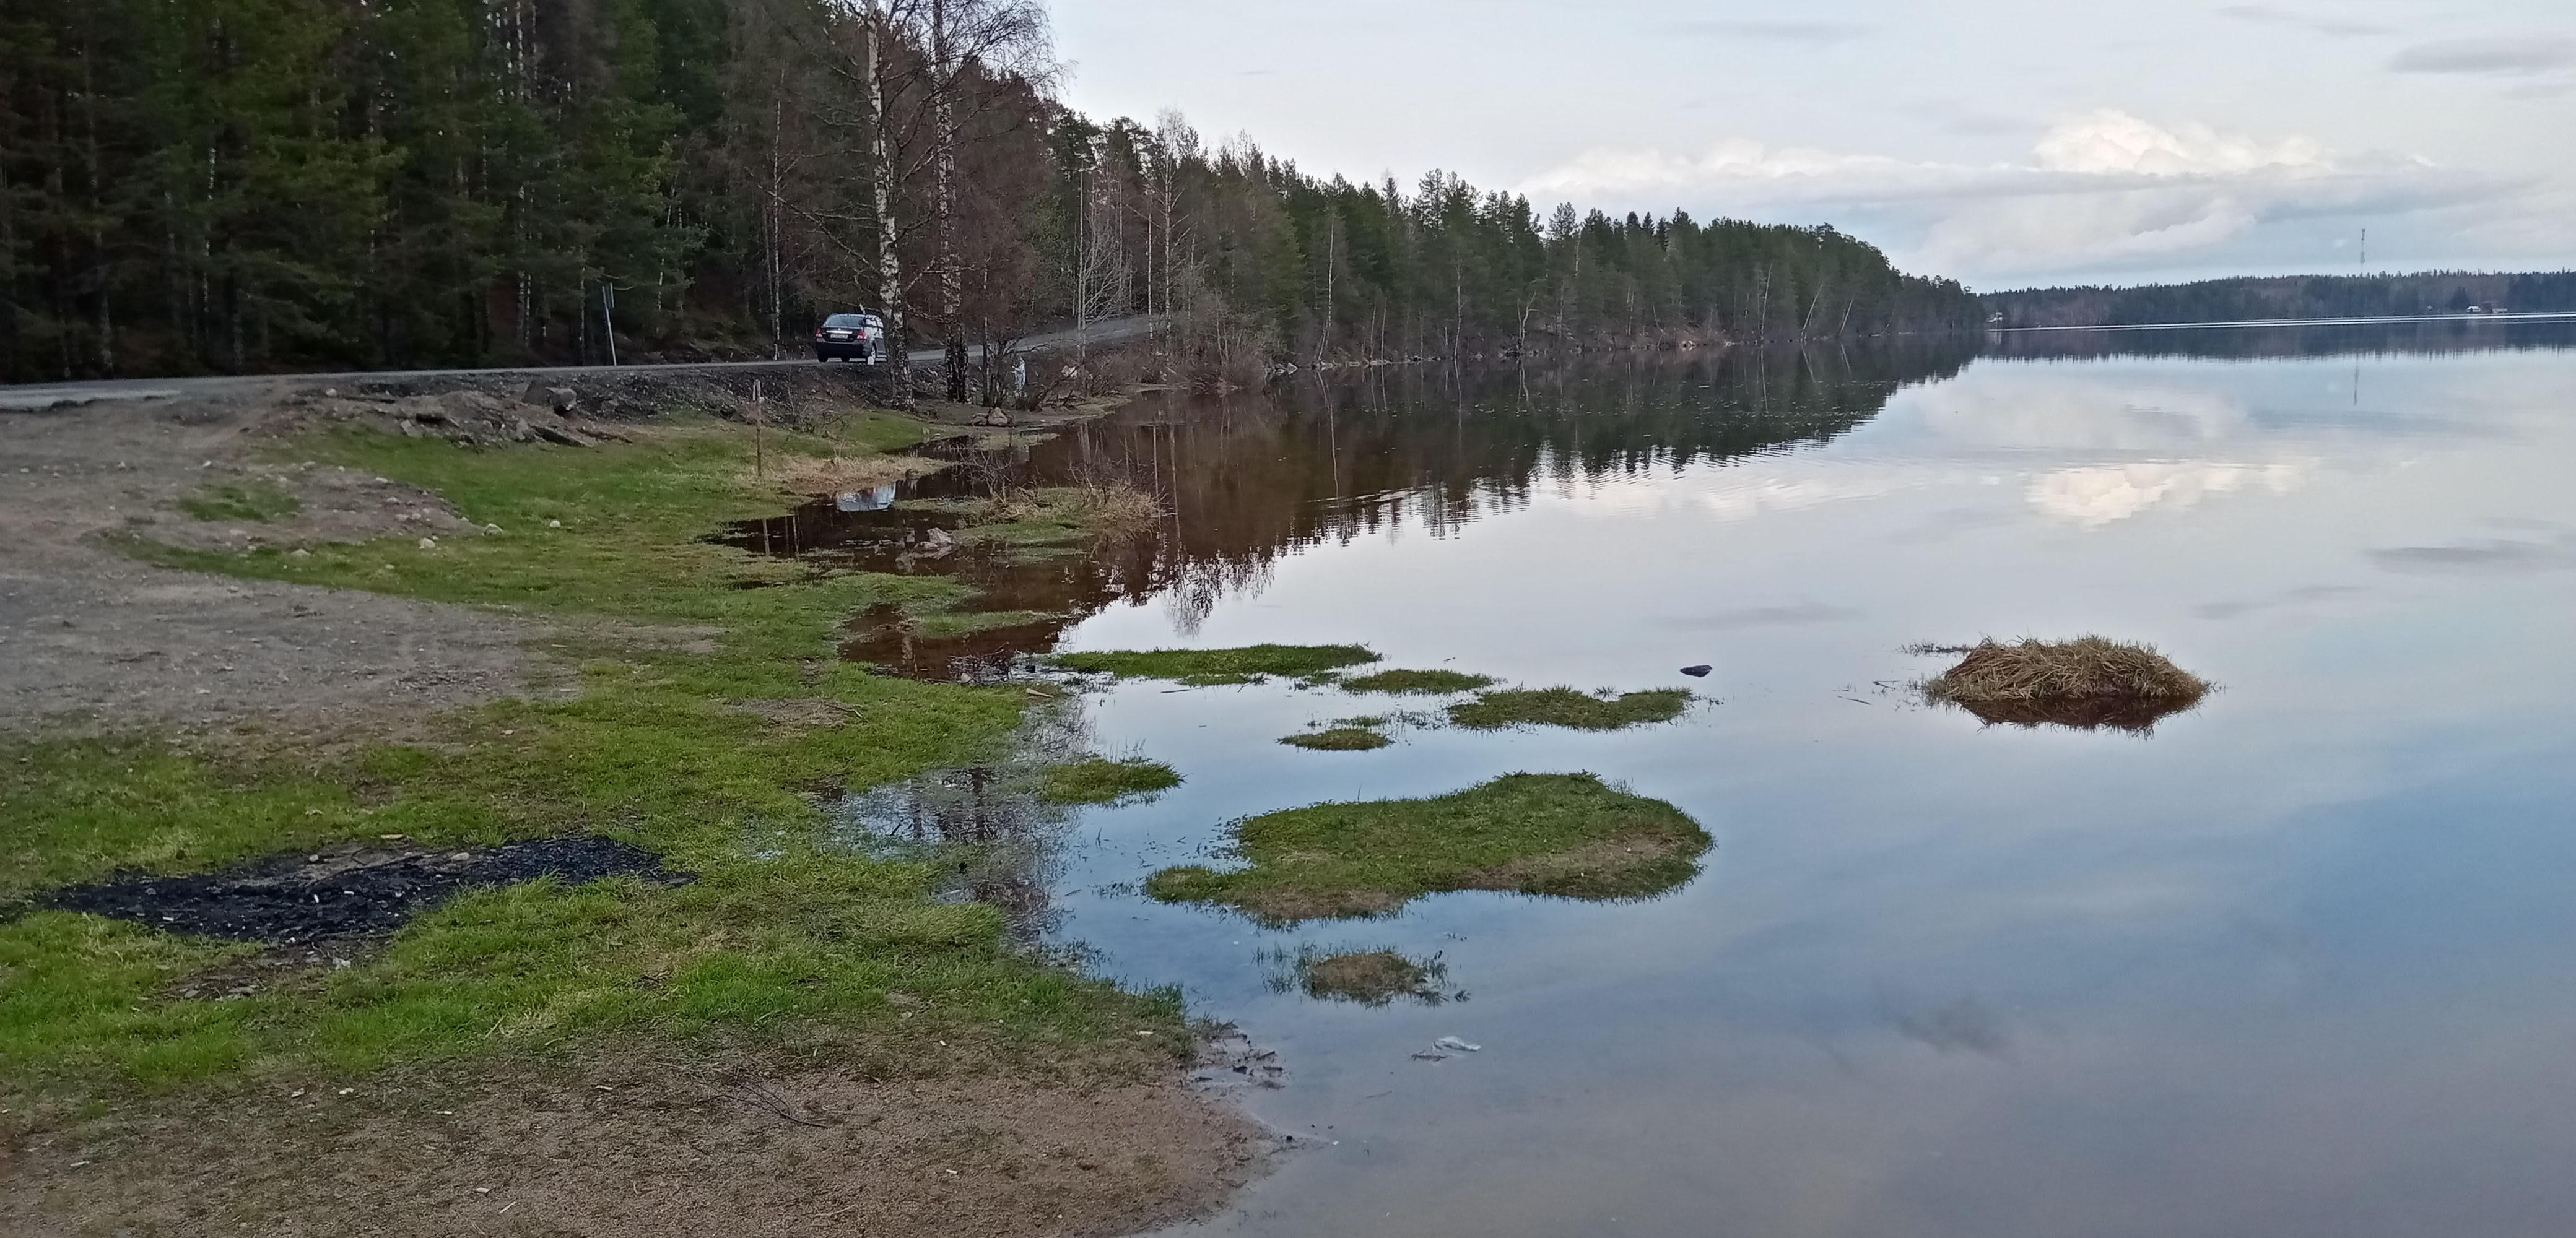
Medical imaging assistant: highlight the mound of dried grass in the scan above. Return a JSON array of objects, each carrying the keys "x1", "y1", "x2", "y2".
[
  {"x1": 1923, "y1": 636, "x2": 2209, "y2": 730},
  {"x1": 760, "y1": 454, "x2": 939, "y2": 495}
]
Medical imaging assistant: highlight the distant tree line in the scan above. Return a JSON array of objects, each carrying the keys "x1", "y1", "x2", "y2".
[
  {"x1": 1984, "y1": 272, "x2": 2576, "y2": 329},
  {"x1": 1, "y1": 0, "x2": 1981, "y2": 384}
]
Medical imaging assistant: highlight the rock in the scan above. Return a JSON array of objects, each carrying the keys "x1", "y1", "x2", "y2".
[
  {"x1": 417, "y1": 537, "x2": 438, "y2": 550},
  {"x1": 289, "y1": 548, "x2": 311, "y2": 559},
  {"x1": 532, "y1": 422, "x2": 597, "y2": 448},
  {"x1": 980, "y1": 408, "x2": 1012, "y2": 427},
  {"x1": 517, "y1": 381, "x2": 579, "y2": 413},
  {"x1": 914, "y1": 527, "x2": 957, "y2": 556},
  {"x1": 1680, "y1": 664, "x2": 1712, "y2": 677}
]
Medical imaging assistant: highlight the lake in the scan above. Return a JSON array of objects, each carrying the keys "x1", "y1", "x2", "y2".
[{"x1": 760, "y1": 318, "x2": 2576, "y2": 1237}]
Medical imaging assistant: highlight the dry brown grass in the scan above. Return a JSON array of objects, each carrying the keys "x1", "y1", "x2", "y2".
[
  {"x1": 756, "y1": 454, "x2": 943, "y2": 495},
  {"x1": 1922, "y1": 636, "x2": 2210, "y2": 732},
  {"x1": 967, "y1": 484, "x2": 1167, "y2": 532}
]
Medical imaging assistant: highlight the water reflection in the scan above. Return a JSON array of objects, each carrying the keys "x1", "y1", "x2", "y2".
[{"x1": 723, "y1": 337, "x2": 1980, "y2": 676}]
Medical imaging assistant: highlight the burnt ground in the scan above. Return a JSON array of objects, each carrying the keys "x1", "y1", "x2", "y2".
[{"x1": 47, "y1": 837, "x2": 687, "y2": 943}]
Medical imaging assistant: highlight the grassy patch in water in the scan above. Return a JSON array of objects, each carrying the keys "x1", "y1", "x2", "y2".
[
  {"x1": 1340, "y1": 669, "x2": 1496, "y2": 695},
  {"x1": 6, "y1": 416, "x2": 1192, "y2": 1097},
  {"x1": 1445, "y1": 686, "x2": 1692, "y2": 731},
  {"x1": 178, "y1": 479, "x2": 302, "y2": 522},
  {"x1": 1278, "y1": 727, "x2": 1391, "y2": 751},
  {"x1": 1921, "y1": 636, "x2": 2211, "y2": 732},
  {"x1": 1047, "y1": 644, "x2": 1380, "y2": 684},
  {"x1": 1272, "y1": 948, "x2": 1449, "y2": 1006},
  {"x1": 1144, "y1": 772, "x2": 1708, "y2": 923},
  {"x1": 1038, "y1": 758, "x2": 1181, "y2": 805}
]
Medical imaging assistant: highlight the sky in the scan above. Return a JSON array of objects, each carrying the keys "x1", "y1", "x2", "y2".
[{"x1": 1053, "y1": 0, "x2": 2575, "y2": 290}]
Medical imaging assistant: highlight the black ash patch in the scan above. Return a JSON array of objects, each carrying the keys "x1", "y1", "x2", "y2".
[{"x1": 46, "y1": 837, "x2": 687, "y2": 943}]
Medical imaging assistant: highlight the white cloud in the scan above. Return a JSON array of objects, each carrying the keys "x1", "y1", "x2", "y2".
[
  {"x1": 2027, "y1": 461, "x2": 2311, "y2": 529},
  {"x1": 2032, "y1": 111, "x2": 2329, "y2": 177},
  {"x1": 1515, "y1": 111, "x2": 2531, "y2": 285}
]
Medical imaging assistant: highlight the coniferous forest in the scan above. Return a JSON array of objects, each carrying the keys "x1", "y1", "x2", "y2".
[
  {"x1": 1984, "y1": 271, "x2": 2576, "y2": 329},
  {"x1": 0, "y1": 0, "x2": 1984, "y2": 383}
]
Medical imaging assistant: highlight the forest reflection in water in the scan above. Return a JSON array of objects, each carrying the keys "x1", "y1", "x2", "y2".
[{"x1": 720, "y1": 333, "x2": 1982, "y2": 676}]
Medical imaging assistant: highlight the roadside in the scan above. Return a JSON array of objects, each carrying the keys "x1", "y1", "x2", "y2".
[{"x1": 0, "y1": 368, "x2": 1267, "y2": 1236}]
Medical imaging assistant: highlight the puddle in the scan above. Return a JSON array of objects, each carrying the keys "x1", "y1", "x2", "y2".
[{"x1": 47, "y1": 837, "x2": 685, "y2": 943}]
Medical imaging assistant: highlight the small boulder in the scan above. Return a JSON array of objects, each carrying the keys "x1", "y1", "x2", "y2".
[{"x1": 980, "y1": 408, "x2": 1012, "y2": 427}]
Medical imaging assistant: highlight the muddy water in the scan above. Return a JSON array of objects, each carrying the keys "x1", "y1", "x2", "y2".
[{"x1": 819, "y1": 321, "x2": 2576, "y2": 1237}]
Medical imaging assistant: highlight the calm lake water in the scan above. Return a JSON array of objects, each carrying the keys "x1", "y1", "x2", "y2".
[{"x1": 768, "y1": 319, "x2": 2576, "y2": 1236}]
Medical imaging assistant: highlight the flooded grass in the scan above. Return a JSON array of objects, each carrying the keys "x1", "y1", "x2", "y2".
[
  {"x1": 1048, "y1": 644, "x2": 1381, "y2": 685},
  {"x1": 1340, "y1": 669, "x2": 1497, "y2": 695},
  {"x1": 1446, "y1": 686, "x2": 1694, "y2": 731},
  {"x1": 1922, "y1": 637, "x2": 2210, "y2": 732},
  {"x1": 1144, "y1": 772, "x2": 1710, "y2": 923},
  {"x1": 1279, "y1": 727, "x2": 1393, "y2": 751},
  {"x1": 178, "y1": 479, "x2": 302, "y2": 522},
  {"x1": 967, "y1": 485, "x2": 1167, "y2": 534},
  {"x1": 1269, "y1": 947, "x2": 1451, "y2": 1006},
  {"x1": 1038, "y1": 758, "x2": 1182, "y2": 805}
]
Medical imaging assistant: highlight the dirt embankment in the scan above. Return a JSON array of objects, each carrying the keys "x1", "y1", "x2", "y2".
[{"x1": 0, "y1": 372, "x2": 1266, "y2": 1237}]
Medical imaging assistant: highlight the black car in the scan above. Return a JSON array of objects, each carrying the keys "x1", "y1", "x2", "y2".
[{"x1": 812, "y1": 313, "x2": 885, "y2": 363}]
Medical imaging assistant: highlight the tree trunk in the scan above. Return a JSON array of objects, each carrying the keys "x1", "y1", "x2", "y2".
[
  {"x1": 932, "y1": 0, "x2": 965, "y2": 401},
  {"x1": 866, "y1": 11, "x2": 910, "y2": 407}
]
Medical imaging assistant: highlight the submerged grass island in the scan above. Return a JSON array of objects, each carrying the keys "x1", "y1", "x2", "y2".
[
  {"x1": 1046, "y1": 644, "x2": 1380, "y2": 686},
  {"x1": 1446, "y1": 686, "x2": 1693, "y2": 731},
  {"x1": 1146, "y1": 772, "x2": 1710, "y2": 922}
]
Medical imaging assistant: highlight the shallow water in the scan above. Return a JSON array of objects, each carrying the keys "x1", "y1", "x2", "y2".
[{"x1": 887, "y1": 320, "x2": 2576, "y2": 1236}]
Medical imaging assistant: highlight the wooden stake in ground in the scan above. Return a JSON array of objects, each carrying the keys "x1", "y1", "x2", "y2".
[{"x1": 752, "y1": 379, "x2": 766, "y2": 478}]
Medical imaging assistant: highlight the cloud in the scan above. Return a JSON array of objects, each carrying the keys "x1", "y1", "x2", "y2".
[
  {"x1": 2032, "y1": 110, "x2": 2328, "y2": 176},
  {"x1": 2388, "y1": 38, "x2": 2576, "y2": 76},
  {"x1": 2193, "y1": 584, "x2": 2369, "y2": 620},
  {"x1": 1666, "y1": 20, "x2": 1868, "y2": 46},
  {"x1": 2027, "y1": 460, "x2": 2310, "y2": 528},
  {"x1": 2367, "y1": 534, "x2": 2576, "y2": 574},
  {"x1": 1656, "y1": 603, "x2": 1861, "y2": 631},
  {"x1": 2214, "y1": 5, "x2": 2388, "y2": 38},
  {"x1": 1516, "y1": 111, "x2": 2528, "y2": 285}
]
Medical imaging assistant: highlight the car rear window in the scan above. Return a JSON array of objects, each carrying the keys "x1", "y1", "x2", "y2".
[{"x1": 823, "y1": 314, "x2": 870, "y2": 328}]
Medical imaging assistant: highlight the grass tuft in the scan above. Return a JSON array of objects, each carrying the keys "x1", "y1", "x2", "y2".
[
  {"x1": 1921, "y1": 636, "x2": 2209, "y2": 732},
  {"x1": 1144, "y1": 772, "x2": 1708, "y2": 922},
  {"x1": 1048, "y1": 644, "x2": 1380, "y2": 682},
  {"x1": 1278, "y1": 727, "x2": 1390, "y2": 751},
  {"x1": 1271, "y1": 948, "x2": 1448, "y2": 1006},
  {"x1": 1038, "y1": 758, "x2": 1181, "y2": 805},
  {"x1": 1339, "y1": 669, "x2": 1495, "y2": 695},
  {"x1": 1445, "y1": 686, "x2": 1692, "y2": 731},
  {"x1": 178, "y1": 479, "x2": 301, "y2": 522}
]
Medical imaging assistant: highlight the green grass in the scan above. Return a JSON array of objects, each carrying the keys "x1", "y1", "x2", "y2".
[
  {"x1": 3, "y1": 415, "x2": 1193, "y2": 1096},
  {"x1": 1279, "y1": 727, "x2": 1391, "y2": 751},
  {"x1": 1038, "y1": 758, "x2": 1181, "y2": 805},
  {"x1": 178, "y1": 479, "x2": 301, "y2": 522},
  {"x1": 1046, "y1": 644, "x2": 1380, "y2": 685},
  {"x1": 1446, "y1": 686, "x2": 1693, "y2": 731},
  {"x1": 1340, "y1": 669, "x2": 1495, "y2": 695},
  {"x1": 1144, "y1": 773, "x2": 1709, "y2": 922},
  {"x1": 1270, "y1": 947, "x2": 1447, "y2": 1006}
]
